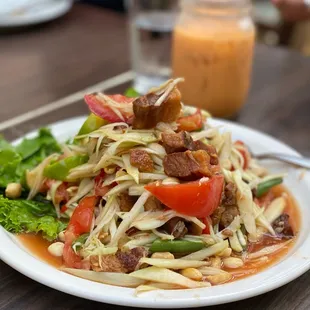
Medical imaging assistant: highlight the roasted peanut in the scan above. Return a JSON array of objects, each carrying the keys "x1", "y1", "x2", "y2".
[
  {"x1": 223, "y1": 257, "x2": 244, "y2": 269},
  {"x1": 151, "y1": 252, "x2": 175, "y2": 259},
  {"x1": 180, "y1": 268, "x2": 203, "y2": 281},
  {"x1": 48, "y1": 242, "x2": 64, "y2": 257},
  {"x1": 205, "y1": 272, "x2": 232, "y2": 285},
  {"x1": 203, "y1": 236, "x2": 216, "y2": 246},
  {"x1": 210, "y1": 256, "x2": 222, "y2": 269},
  {"x1": 5, "y1": 183, "x2": 22, "y2": 199},
  {"x1": 58, "y1": 231, "x2": 66, "y2": 242},
  {"x1": 218, "y1": 248, "x2": 232, "y2": 257}
]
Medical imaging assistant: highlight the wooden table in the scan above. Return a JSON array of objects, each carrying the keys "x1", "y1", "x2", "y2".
[{"x1": 1, "y1": 3, "x2": 310, "y2": 310}]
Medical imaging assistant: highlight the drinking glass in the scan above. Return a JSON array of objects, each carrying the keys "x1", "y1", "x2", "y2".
[{"x1": 127, "y1": 0, "x2": 179, "y2": 94}]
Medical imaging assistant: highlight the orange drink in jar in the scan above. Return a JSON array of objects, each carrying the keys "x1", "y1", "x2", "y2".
[{"x1": 172, "y1": 0, "x2": 255, "y2": 118}]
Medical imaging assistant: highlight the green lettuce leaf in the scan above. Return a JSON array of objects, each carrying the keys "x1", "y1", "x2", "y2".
[
  {"x1": 0, "y1": 149, "x2": 22, "y2": 187},
  {"x1": 16, "y1": 128, "x2": 60, "y2": 160},
  {"x1": 0, "y1": 135, "x2": 13, "y2": 150},
  {"x1": 0, "y1": 128, "x2": 60, "y2": 188},
  {"x1": 0, "y1": 195, "x2": 67, "y2": 241}
]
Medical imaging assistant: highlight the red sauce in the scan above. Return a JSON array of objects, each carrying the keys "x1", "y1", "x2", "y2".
[
  {"x1": 17, "y1": 185, "x2": 300, "y2": 283},
  {"x1": 18, "y1": 234, "x2": 63, "y2": 268}
]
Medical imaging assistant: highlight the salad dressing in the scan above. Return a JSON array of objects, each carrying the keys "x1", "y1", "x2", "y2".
[
  {"x1": 18, "y1": 185, "x2": 300, "y2": 283},
  {"x1": 18, "y1": 234, "x2": 62, "y2": 268}
]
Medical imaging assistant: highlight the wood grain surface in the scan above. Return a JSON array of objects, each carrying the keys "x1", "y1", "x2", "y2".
[
  {"x1": 0, "y1": 3, "x2": 130, "y2": 123},
  {"x1": 1, "y1": 3, "x2": 310, "y2": 310}
]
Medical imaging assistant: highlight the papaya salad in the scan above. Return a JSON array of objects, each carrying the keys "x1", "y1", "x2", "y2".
[{"x1": 0, "y1": 78, "x2": 299, "y2": 291}]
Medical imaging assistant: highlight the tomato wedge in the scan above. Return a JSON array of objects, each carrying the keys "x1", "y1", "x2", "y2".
[
  {"x1": 234, "y1": 140, "x2": 251, "y2": 169},
  {"x1": 40, "y1": 180, "x2": 69, "y2": 204},
  {"x1": 201, "y1": 216, "x2": 212, "y2": 234},
  {"x1": 84, "y1": 93, "x2": 135, "y2": 124},
  {"x1": 177, "y1": 109, "x2": 203, "y2": 132},
  {"x1": 94, "y1": 169, "x2": 112, "y2": 196},
  {"x1": 54, "y1": 182, "x2": 69, "y2": 205},
  {"x1": 63, "y1": 196, "x2": 97, "y2": 268},
  {"x1": 145, "y1": 175, "x2": 224, "y2": 218},
  {"x1": 68, "y1": 196, "x2": 97, "y2": 236}
]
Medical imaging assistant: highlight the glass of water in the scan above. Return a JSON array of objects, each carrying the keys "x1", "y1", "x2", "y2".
[{"x1": 127, "y1": 0, "x2": 179, "y2": 94}]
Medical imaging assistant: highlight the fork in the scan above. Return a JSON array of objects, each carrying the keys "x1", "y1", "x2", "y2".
[{"x1": 254, "y1": 153, "x2": 310, "y2": 169}]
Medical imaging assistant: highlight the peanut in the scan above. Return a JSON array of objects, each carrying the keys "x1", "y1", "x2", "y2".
[
  {"x1": 210, "y1": 256, "x2": 222, "y2": 269},
  {"x1": 218, "y1": 248, "x2": 232, "y2": 257},
  {"x1": 180, "y1": 268, "x2": 203, "y2": 281},
  {"x1": 151, "y1": 252, "x2": 175, "y2": 259},
  {"x1": 202, "y1": 236, "x2": 216, "y2": 246},
  {"x1": 5, "y1": 183, "x2": 22, "y2": 199},
  {"x1": 58, "y1": 231, "x2": 66, "y2": 242},
  {"x1": 223, "y1": 257, "x2": 244, "y2": 269},
  {"x1": 48, "y1": 242, "x2": 64, "y2": 257},
  {"x1": 205, "y1": 272, "x2": 232, "y2": 285}
]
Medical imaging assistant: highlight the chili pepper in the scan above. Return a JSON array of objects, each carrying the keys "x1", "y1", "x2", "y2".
[
  {"x1": 150, "y1": 239, "x2": 205, "y2": 253},
  {"x1": 256, "y1": 177, "x2": 283, "y2": 197},
  {"x1": 77, "y1": 113, "x2": 108, "y2": 136},
  {"x1": 43, "y1": 155, "x2": 88, "y2": 181}
]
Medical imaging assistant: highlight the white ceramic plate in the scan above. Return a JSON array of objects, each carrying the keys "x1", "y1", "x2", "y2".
[
  {"x1": 0, "y1": 0, "x2": 73, "y2": 27},
  {"x1": 1, "y1": 116, "x2": 310, "y2": 308}
]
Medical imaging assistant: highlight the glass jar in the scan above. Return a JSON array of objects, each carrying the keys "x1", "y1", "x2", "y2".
[{"x1": 172, "y1": 0, "x2": 255, "y2": 118}]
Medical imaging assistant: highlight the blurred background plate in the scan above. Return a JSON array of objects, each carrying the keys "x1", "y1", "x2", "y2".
[{"x1": 0, "y1": 0, "x2": 73, "y2": 27}]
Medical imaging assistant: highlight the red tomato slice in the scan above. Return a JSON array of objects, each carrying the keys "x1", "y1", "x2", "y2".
[
  {"x1": 201, "y1": 216, "x2": 212, "y2": 234},
  {"x1": 145, "y1": 175, "x2": 224, "y2": 218},
  {"x1": 40, "y1": 180, "x2": 69, "y2": 204},
  {"x1": 63, "y1": 242, "x2": 83, "y2": 268},
  {"x1": 94, "y1": 169, "x2": 112, "y2": 196},
  {"x1": 68, "y1": 196, "x2": 97, "y2": 235},
  {"x1": 84, "y1": 93, "x2": 134, "y2": 124},
  {"x1": 60, "y1": 205, "x2": 68, "y2": 213},
  {"x1": 177, "y1": 109, "x2": 203, "y2": 132},
  {"x1": 63, "y1": 196, "x2": 97, "y2": 268},
  {"x1": 234, "y1": 140, "x2": 251, "y2": 169},
  {"x1": 54, "y1": 182, "x2": 69, "y2": 205}
]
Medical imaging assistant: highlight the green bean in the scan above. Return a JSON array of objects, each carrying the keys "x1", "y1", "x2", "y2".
[
  {"x1": 256, "y1": 177, "x2": 283, "y2": 197},
  {"x1": 150, "y1": 239, "x2": 205, "y2": 253}
]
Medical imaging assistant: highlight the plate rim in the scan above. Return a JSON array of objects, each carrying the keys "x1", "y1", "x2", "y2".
[
  {"x1": 1, "y1": 116, "x2": 310, "y2": 308},
  {"x1": 0, "y1": 0, "x2": 73, "y2": 27}
]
